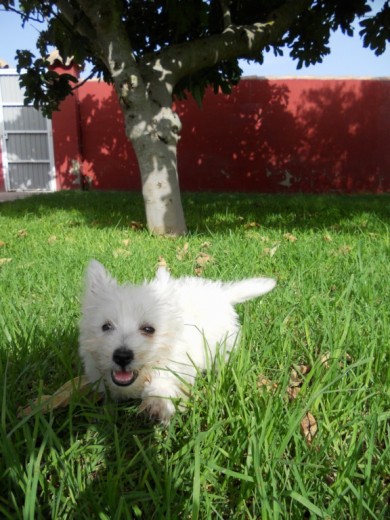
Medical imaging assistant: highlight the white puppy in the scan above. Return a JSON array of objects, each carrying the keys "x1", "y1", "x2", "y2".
[{"x1": 79, "y1": 260, "x2": 276, "y2": 423}]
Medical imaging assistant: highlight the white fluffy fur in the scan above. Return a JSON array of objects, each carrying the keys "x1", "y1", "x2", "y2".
[{"x1": 79, "y1": 260, "x2": 276, "y2": 423}]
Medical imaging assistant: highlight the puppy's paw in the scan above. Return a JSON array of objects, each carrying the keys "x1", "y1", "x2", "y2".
[{"x1": 139, "y1": 396, "x2": 176, "y2": 424}]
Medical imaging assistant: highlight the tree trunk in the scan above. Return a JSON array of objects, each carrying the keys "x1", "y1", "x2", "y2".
[
  {"x1": 128, "y1": 107, "x2": 187, "y2": 235},
  {"x1": 117, "y1": 78, "x2": 187, "y2": 235}
]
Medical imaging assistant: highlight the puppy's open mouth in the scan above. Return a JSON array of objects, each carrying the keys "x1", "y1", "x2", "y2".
[{"x1": 111, "y1": 369, "x2": 138, "y2": 387}]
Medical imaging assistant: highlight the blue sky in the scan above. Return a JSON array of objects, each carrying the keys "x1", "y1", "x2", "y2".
[{"x1": 0, "y1": 3, "x2": 389, "y2": 78}]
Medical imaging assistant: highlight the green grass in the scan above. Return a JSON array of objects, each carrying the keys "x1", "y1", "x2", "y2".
[{"x1": 0, "y1": 191, "x2": 389, "y2": 519}]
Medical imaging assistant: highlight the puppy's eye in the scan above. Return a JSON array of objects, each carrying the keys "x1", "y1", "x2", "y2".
[
  {"x1": 140, "y1": 325, "x2": 155, "y2": 335},
  {"x1": 102, "y1": 321, "x2": 114, "y2": 332}
]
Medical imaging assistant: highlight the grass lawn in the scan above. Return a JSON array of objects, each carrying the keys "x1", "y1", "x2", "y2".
[{"x1": 0, "y1": 191, "x2": 389, "y2": 519}]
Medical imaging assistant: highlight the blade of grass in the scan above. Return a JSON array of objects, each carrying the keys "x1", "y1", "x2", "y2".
[{"x1": 192, "y1": 434, "x2": 201, "y2": 520}]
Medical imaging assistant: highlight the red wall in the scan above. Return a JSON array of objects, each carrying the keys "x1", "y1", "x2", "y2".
[
  {"x1": 50, "y1": 62, "x2": 84, "y2": 190},
  {"x1": 176, "y1": 78, "x2": 390, "y2": 193},
  {"x1": 77, "y1": 82, "x2": 141, "y2": 191},
  {"x1": 51, "y1": 77, "x2": 390, "y2": 193}
]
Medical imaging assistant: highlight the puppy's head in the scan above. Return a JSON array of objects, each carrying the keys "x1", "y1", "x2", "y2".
[{"x1": 79, "y1": 260, "x2": 180, "y2": 399}]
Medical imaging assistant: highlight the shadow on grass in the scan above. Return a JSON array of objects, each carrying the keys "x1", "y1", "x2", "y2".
[
  {"x1": 0, "y1": 191, "x2": 389, "y2": 233},
  {"x1": 185, "y1": 192, "x2": 390, "y2": 233},
  {"x1": 0, "y1": 320, "x2": 165, "y2": 517}
]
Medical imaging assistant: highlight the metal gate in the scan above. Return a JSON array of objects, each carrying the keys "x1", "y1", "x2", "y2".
[{"x1": 0, "y1": 70, "x2": 56, "y2": 191}]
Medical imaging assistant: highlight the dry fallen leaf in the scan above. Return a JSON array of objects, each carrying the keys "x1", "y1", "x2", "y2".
[
  {"x1": 130, "y1": 220, "x2": 143, "y2": 230},
  {"x1": 89, "y1": 220, "x2": 100, "y2": 227},
  {"x1": 113, "y1": 248, "x2": 130, "y2": 258},
  {"x1": 337, "y1": 245, "x2": 352, "y2": 255},
  {"x1": 323, "y1": 234, "x2": 333, "y2": 242},
  {"x1": 263, "y1": 243, "x2": 280, "y2": 257},
  {"x1": 284, "y1": 232, "x2": 297, "y2": 242},
  {"x1": 176, "y1": 242, "x2": 189, "y2": 261},
  {"x1": 319, "y1": 352, "x2": 352, "y2": 370},
  {"x1": 0, "y1": 241, "x2": 5, "y2": 247},
  {"x1": 157, "y1": 256, "x2": 168, "y2": 269},
  {"x1": 301, "y1": 412, "x2": 318, "y2": 445},
  {"x1": 297, "y1": 364, "x2": 311, "y2": 375},
  {"x1": 339, "y1": 352, "x2": 353, "y2": 369},
  {"x1": 18, "y1": 375, "x2": 96, "y2": 417},
  {"x1": 325, "y1": 472, "x2": 337, "y2": 486},
  {"x1": 196, "y1": 252, "x2": 213, "y2": 266},
  {"x1": 245, "y1": 221, "x2": 261, "y2": 229},
  {"x1": 287, "y1": 365, "x2": 311, "y2": 400},
  {"x1": 287, "y1": 385, "x2": 301, "y2": 400},
  {"x1": 289, "y1": 368, "x2": 302, "y2": 387},
  {"x1": 200, "y1": 241, "x2": 211, "y2": 249},
  {"x1": 47, "y1": 235, "x2": 57, "y2": 245},
  {"x1": 122, "y1": 238, "x2": 131, "y2": 247},
  {"x1": 257, "y1": 374, "x2": 278, "y2": 393},
  {"x1": 287, "y1": 367, "x2": 302, "y2": 399},
  {"x1": 0, "y1": 258, "x2": 12, "y2": 266},
  {"x1": 17, "y1": 229, "x2": 28, "y2": 238},
  {"x1": 194, "y1": 252, "x2": 213, "y2": 276},
  {"x1": 320, "y1": 352, "x2": 331, "y2": 369}
]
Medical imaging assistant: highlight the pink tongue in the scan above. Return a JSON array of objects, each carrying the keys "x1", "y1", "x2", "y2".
[{"x1": 113, "y1": 370, "x2": 133, "y2": 384}]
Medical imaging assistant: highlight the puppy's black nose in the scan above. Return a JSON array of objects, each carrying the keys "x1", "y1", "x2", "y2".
[{"x1": 113, "y1": 347, "x2": 134, "y2": 367}]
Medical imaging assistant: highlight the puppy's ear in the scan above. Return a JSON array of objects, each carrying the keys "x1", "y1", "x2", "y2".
[{"x1": 85, "y1": 260, "x2": 115, "y2": 294}]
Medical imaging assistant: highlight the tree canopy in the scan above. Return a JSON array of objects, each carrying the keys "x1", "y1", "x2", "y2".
[{"x1": 3, "y1": 0, "x2": 389, "y2": 116}]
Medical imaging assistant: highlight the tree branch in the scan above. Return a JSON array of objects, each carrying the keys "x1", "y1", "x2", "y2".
[
  {"x1": 70, "y1": 66, "x2": 98, "y2": 91},
  {"x1": 0, "y1": 5, "x2": 45, "y2": 24},
  {"x1": 55, "y1": 0, "x2": 98, "y2": 42},
  {"x1": 219, "y1": 0, "x2": 232, "y2": 29},
  {"x1": 74, "y1": 0, "x2": 138, "y2": 76},
  {"x1": 142, "y1": 0, "x2": 311, "y2": 85}
]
